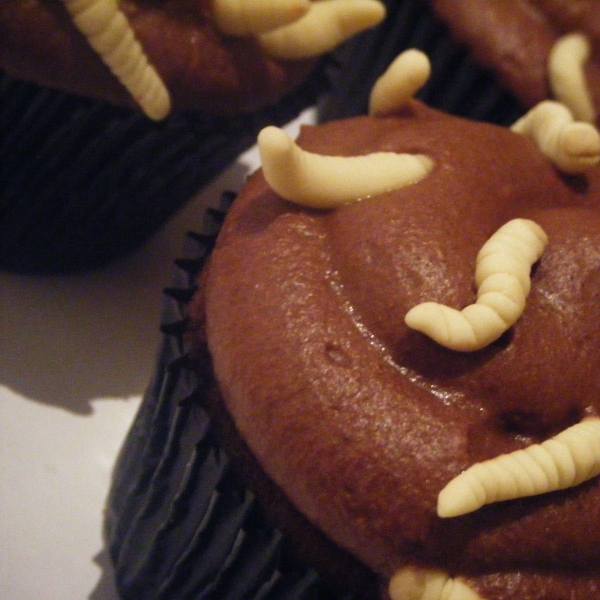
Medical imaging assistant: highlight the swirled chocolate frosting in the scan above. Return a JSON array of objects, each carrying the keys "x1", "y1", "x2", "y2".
[{"x1": 195, "y1": 102, "x2": 600, "y2": 599}]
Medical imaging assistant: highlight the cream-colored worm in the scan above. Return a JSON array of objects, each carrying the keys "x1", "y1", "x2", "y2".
[
  {"x1": 258, "y1": 0, "x2": 386, "y2": 60},
  {"x1": 405, "y1": 219, "x2": 548, "y2": 352},
  {"x1": 213, "y1": 0, "x2": 311, "y2": 36},
  {"x1": 63, "y1": 0, "x2": 171, "y2": 121},
  {"x1": 257, "y1": 126, "x2": 434, "y2": 208},
  {"x1": 389, "y1": 567, "x2": 483, "y2": 600},
  {"x1": 511, "y1": 100, "x2": 600, "y2": 173},
  {"x1": 369, "y1": 49, "x2": 431, "y2": 116},
  {"x1": 437, "y1": 417, "x2": 600, "y2": 518},
  {"x1": 548, "y1": 32, "x2": 595, "y2": 124}
]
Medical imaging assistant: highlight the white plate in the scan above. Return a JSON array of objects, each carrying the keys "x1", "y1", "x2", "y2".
[{"x1": 0, "y1": 108, "x2": 317, "y2": 600}]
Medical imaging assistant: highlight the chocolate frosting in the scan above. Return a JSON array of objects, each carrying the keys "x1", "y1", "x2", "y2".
[{"x1": 202, "y1": 103, "x2": 600, "y2": 599}]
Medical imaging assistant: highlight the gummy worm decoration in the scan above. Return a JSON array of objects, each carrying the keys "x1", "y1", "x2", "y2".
[
  {"x1": 369, "y1": 49, "x2": 431, "y2": 116},
  {"x1": 511, "y1": 100, "x2": 600, "y2": 173},
  {"x1": 213, "y1": 0, "x2": 311, "y2": 36},
  {"x1": 258, "y1": 0, "x2": 386, "y2": 60},
  {"x1": 405, "y1": 219, "x2": 548, "y2": 352},
  {"x1": 548, "y1": 33, "x2": 595, "y2": 124},
  {"x1": 437, "y1": 417, "x2": 600, "y2": 518},
  {"x1": 388, "y1": 567, "x2": 483, "y2": 600},
  {"x1": 62, "y1": 0, "x2": 171, "y2": 121},
  {"x1": 257, "y1": 126, "x2": 434, "y2": 208}
]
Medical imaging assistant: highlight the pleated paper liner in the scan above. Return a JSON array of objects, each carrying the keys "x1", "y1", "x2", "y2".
[
  {"x1": 105, "y1": 197, "x2": 376, "y2": 600},
  {"x1": 319, "y1": 0, "x2": 524, "y2": 125},
  {"x1": 0, "y1": 69, "x2": 325, "y2": 275}
]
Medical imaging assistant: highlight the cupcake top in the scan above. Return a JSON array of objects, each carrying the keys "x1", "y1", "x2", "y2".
[
  {"x1": 193, "y1": 52, "x2": 600, "y2": 599},
  {"x1": 0, "y1": 0, "x2": 385, "y2": 119},
  {"x1": 430, "y1": 0, "x2": 600, "y2": 126}
]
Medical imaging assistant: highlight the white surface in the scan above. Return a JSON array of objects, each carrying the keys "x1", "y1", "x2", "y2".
[{"x1": 0, "y1": 108, "x2": 317, "y2": 600}]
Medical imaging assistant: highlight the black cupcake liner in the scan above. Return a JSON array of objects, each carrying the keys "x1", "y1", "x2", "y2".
[
  {"x1": 0, "y1": 69, "x2": 325, "y2": 274},
  {"x1": 105, "y1": 199, "x2": 363, "y2": 600},
  {"x1": 319, "y1": 0, "x2": 524, "y2": 125}
]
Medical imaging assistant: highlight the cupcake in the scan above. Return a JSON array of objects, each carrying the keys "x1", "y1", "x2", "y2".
[
  {"x1": 323, "y1": 0, "x2": 600, "y2": 127},
  {"x1": 0, "y1": 0, "x2": 385, "y2": 273},
  {"x1": 105, "y1": 52, "x2": 600, "y2": 599},
  {"x1": 428, "y1": 0, "x2": 600, "y2": 126},
  {"x1": 0, "y1": 72, "x2": 322, "y2": 273},
  {"x1": 321, "y1": 0, "x2": 524, "y2": 124}
]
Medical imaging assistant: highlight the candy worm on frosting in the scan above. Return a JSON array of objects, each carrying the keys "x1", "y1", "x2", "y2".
[
  {"x1": 63, "y1": 0, "x2": 385, "y2": 119},
  {"x1": 438, "y1": 417, "x2": 600, "y2": 518},
  {"x1": 368, "y1": 49, "x2": 431, "y2": 116},
  {"x1": 548, "y1": 32, "x2": 596, "y2": 124},
  {"x1": 405, "y1": 219, "x2": 548, "y2": 352},
  {"x1": 389, "y1": 567, "x2": 483, "y2": 600},
  {"x1": 511, "y1": 100, "x2": 600, "y2": 173},
  {"x1": 257, "y1": 126, "x2": 433, "y2": 208},
  {"x1": 213, "y1": 0, "x2": 311, "y2": 36},
  {"x1": 258, "y1": 0, "x2": 386, "y2": 60},
  {"x1": 256, "y1": 48, "x2": 438, "y2": 208}
]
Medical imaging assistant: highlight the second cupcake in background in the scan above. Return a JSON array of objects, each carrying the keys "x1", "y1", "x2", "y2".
[{"x1": 105, "y1": 50, "x2": 600, "y2": 600}]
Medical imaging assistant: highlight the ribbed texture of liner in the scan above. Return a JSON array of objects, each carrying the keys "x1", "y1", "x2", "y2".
[
  {"x1": 105, "y1": 198, "x2": 359, "y2": 600},
  {"x1": 319, "y1": 0, "x2": 523, "y2": 125},
  {"x1": 0, "y1": 69, "x2": 325, "y2": 274}
]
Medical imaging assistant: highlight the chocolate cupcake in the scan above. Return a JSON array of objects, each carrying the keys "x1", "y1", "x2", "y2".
[
  {"x1": 320, "y1": 0, "x2": 524, "y2": 124},
  {"x1": 105, "y1": 56, "x2": 600, "y2": 600},
  {"x1": 105, "y1": 206, "x2": 377, "y2": 599}
]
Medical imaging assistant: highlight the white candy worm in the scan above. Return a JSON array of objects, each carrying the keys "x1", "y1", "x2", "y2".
[
  {"x1": 62, "y1": 0, "x2": 171, "y2": 121},
  {"x1": 437, "y1": 418, "x2": 600, "y2": 518},
  {"x1": 511, "y1": 100, "x2": 600, "y2": 173},
  {"x1": 257, "y1": 126, "x2": 434, "y2": 208},
  {"x1": 389, "y1": 567, "x2": 483, "y2": 600},
  {"x1": 405, "y1": 219, "x2": 548, "y2": 352},
  {"x1": 213, "y1": 0, "x2": 311, "y2": 36},
  {"x1": 369, "y1": 49, "x2": 431, "y2": 116},
  {"x1": 258, "y1": 0, "x2": 386, "y2": 60},
  {"x1": 548, "y1": 32, "x2": 595, "y2": 124}
]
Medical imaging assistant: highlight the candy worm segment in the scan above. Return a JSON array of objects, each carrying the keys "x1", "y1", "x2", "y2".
[
  {"x1": 405, "y1": 219, "x2": 548, "y2": 352},
  {"x1": 62, "y1": 0, "x2": 171, "y2": 120},
  {"x1": 438, "y1": 418, "x2": 600, "y2": 518}
]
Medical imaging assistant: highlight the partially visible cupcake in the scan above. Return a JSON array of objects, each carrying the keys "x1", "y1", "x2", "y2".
[
  {"x1": 321, "y1": 0, "x2": 524, "y2": 124},
  {"x1": 106, "y1": 52, "x2": 600, "y2": 600},
  {"x1": 323, "y1": 0, "x2": 600, "y2": 128},
  {"x1": 0, "y1": 72, "x2": 322, "y2": 273},
  {"x1": 1, "y1": 0, "x2": 389, "y2": 118},
  {"x1": 0, "y1": 0, "x2": 385, "y2": 273}
]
